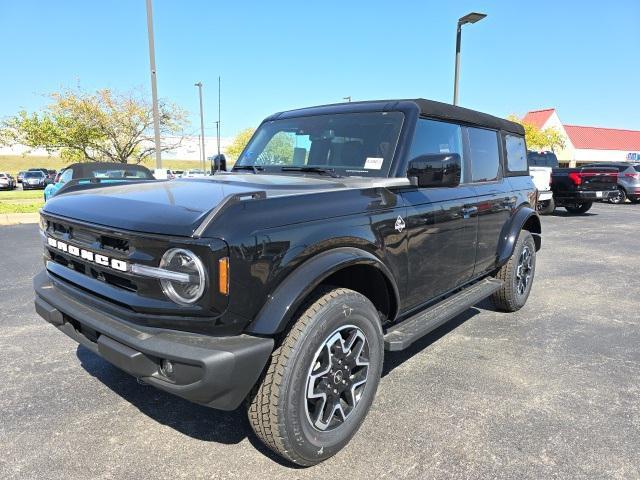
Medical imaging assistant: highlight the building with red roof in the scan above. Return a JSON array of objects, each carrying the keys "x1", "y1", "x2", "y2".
[{"x1": 523, "y1": 108, "x2": 640, "y2": 166}]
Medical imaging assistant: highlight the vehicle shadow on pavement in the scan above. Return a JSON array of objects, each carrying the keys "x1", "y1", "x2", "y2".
[
  {"x1": 382, "y1": 306, "x2": 482, "y2": 377},
  {"x1": 76, "y1": 345, "x2": 248, "y2": 444},
  {"x1": 76, "y1": 345, "x2": 304, "y2": 467},
  {"x1": 549, "y1": 210, "x2": 597, "y2": 217}
]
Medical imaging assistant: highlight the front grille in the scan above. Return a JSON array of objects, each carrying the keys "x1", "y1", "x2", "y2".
[
  {"x1": 47, "y1": 219, "x2": 131, "y2": 253},
  {"x1": 44, "y1": 217, "x2": 139, "y2": 294}
]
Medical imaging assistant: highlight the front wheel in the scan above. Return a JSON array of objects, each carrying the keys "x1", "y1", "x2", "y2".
[
  {"x1": 491, "y1": 230, "x2": 536, "y2": 312},
  {"x1": 565, "y1": 202, "x2": 593, "y2": 214},
  {"x1": 247, "y1": 287, "x2": 384, "y2": 466}
]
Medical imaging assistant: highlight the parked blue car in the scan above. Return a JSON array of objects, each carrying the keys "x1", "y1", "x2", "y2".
[{"x1": 44, "y1": 162, "x2": 155, "y2": 201}]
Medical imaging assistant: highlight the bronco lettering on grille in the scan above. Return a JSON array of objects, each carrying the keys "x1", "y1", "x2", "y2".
[{"x1": 47, "y1": 237, "x2": 128, "y2": 272}]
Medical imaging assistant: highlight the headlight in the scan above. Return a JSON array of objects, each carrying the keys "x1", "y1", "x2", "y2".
[{"x1": 159, "y1": 248, "x2": 207, "y2": 305}]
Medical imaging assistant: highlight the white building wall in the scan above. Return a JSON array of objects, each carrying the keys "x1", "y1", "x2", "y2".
[{"x1": 573, "y1": 148, "x2": 636, "y2": 164}]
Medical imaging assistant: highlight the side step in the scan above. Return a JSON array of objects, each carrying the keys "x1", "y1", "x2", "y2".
[{"x1": 383, "y1": 278, "x2": 503, "y2": 351}]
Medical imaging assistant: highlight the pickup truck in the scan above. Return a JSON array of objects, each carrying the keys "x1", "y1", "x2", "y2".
[
  {"x1": 551, "y1": 166, "x2": 619, "y2": 213},
  {"x1": 34, "y1": 98, "x2": 541, "y2": 466},
  {"x1": 530, "y1": 166, "x2": 553, "y2": 214}
]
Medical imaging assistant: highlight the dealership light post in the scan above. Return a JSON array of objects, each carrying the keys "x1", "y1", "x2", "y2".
[
  {"x1": 194, "y1": 82, "x2": 206, "y2": 172},
  {"x1": 453, "y1": 12, "x2": 486, "y2": 106},
  {"x1": 145, "y1": 0, "x2": 162, "y2": 168}
]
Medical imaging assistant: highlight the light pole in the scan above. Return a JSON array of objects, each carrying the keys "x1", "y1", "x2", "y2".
[
  {"x1": 194, "y1": 82, "x2": 205, "y2": 172},
  {"x1": 343, "y1": 96, "x2": 352, "y2": 102},
  {"x1": 145, "y1": 0, "x2": 162, "y2": 168},
  {"x1": 453, "y1": 12, "x2": 487, "y2": 106},
  {"x1": 214, "y1": 121, "x2": 220, "y2": 156}
]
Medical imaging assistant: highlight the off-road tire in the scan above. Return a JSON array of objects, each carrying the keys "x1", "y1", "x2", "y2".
[
  {"x1": 247, "y1": 287, "x2": 384, "y2": 466},
  {"x1": 565, "y1": 202, "x2": 593, "y2": 214},
  {"x1": 538, "y1": 198, "x2": 555, "y2": 215},
  {"x1": 491, "y1": 230, "x2": 536, "y2": 312}
]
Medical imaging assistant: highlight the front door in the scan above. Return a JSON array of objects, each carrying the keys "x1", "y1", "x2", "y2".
[{"x1": 399, "y1": 118, "x2": 478, "y2": 311}]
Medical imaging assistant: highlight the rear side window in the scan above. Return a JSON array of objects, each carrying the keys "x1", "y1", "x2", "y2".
[
  {"x1": 504, "y1": 134, "x2": 528, "y2": 172},
  {"x1": 468, "y1": 127, "x2": 500, "y2": 182}
]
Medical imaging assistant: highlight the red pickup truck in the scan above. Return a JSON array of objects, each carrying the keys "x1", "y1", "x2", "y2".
[{"x1": 551, "y1": 166, "x2": 619, "y2": 213}]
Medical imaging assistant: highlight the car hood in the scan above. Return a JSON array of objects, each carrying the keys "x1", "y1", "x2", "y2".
[{"x1": 42, "y1": 174, "x2": 353, "y2": 236}]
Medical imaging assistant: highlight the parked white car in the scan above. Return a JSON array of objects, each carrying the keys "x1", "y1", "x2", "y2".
[
  {"x1": 153, "y1": 168, "x2": 176, "y2": 180},
  {"x1": 0, "y1": 172, "x2": 16, "y2": 190},
  {"x1": 183, "y1": 169, "x2": 207, "y2": 178}
]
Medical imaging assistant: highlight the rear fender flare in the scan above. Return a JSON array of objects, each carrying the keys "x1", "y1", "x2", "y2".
[
  {"x1": 497, "y1": 206, "x2": 541, "y2": 266},
  {"x1": 245, "y1": 247, "x2": 399, "y2": 336}
]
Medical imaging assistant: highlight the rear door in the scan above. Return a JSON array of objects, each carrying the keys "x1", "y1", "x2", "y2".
[
  {"x1": 464, "y1": 127, "x2": 513, "y2": 276},
  {"x1": 399, "y1": 119, "x2": 477, "y2": 311}
]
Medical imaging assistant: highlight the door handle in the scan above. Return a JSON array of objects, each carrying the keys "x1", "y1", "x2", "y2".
[{"x1": 461, "y1": 205, "x2": 478, "y2": 218}]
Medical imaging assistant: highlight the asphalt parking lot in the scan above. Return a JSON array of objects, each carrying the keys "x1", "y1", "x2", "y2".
[{"x1": 1, "y1": 202, "x2": 639, "y2": 479}]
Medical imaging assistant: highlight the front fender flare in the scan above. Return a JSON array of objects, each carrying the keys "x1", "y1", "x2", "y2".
[
  {"x1": 245, "y1": 247, "x2": 399, "y2": 336},
  {"x1": 497, "y1": 206, "x2": 541, "y2": 266}
]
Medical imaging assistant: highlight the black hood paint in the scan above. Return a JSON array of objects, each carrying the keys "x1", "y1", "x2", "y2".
[{"x1": 42, "y1": 174, "x2": 351, "y2": 236}]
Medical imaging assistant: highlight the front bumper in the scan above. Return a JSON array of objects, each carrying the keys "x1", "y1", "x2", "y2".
[{"x1": 34, "y1": 271, "x2": 274, "y2": 410}]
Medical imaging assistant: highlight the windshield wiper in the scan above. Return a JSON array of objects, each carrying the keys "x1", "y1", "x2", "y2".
[
  {"x1": 280, "y1": 166, "x2": 341, "y2": 178},
  {"x1": 233, "y1": 165, "x2": 263, "y2": 174}
]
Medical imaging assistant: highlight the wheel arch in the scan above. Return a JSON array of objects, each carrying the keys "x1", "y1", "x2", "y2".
[
  {"x1": 497, "y1": 206, "x2": 541, "y2": 266},
  {"x1": 245, "y1": 247, "x2": 400, "y2": 336}
]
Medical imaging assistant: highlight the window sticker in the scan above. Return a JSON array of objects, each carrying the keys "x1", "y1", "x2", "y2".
[{"x1": 364, "y1": 157, "x2": 384, "y2": 170}]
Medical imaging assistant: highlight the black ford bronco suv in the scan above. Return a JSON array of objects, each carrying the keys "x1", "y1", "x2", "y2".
[{"x1": 34, "y1": 99, "x2": 541, "y2": 466}]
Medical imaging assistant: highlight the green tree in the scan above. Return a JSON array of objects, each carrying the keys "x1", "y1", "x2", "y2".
[
  {"x1": 508, "y1": 115, "x2": 566, "y2": 152},
  {"x1": 225, "y1": 127, "x2": 256, "y2": 161},
  {"x1": 0, "y1": 88, "x2": 188, "y2": 163}
]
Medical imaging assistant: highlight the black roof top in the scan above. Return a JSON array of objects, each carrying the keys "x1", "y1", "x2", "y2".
[
  {"x1": 62, "y1": 162, "x2": 153, "y2": 179},
  {"x1": 269, "y1": 98, "x2": 525, "y2": 136}
]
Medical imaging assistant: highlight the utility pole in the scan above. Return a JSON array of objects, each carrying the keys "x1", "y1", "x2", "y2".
[
  {"x1": 194, "y1": 82, "x2": 205, "y2": 172},
  {"x1": 145, "y1": 0, "x2": 162, "y2": 168}
]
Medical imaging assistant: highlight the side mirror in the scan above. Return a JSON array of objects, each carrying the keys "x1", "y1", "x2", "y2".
[{"x1": 407, "y1": 153, "x2": 461, "y2": 188}]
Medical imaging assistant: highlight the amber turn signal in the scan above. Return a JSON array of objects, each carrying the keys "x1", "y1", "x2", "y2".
[{"x1": 218, "y1": 257, "x2": 229, "y2": 295}]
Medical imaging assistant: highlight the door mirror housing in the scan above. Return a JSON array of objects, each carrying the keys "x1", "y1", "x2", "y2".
[{"x1": 407, "y1": 153, "x2": 461, "y2": 188}]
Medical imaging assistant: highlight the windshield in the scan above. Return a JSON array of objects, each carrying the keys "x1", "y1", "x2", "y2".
[
  {"x1": 236, "y1": 112, "x2": 404, "y2": 177},
  {"x1": 25, "y1": 171, "x2": 44, "y2": 178}
]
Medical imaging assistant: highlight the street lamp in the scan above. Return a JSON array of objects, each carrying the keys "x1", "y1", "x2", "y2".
[
  {"x1": 145, "y1": 0, "x2": 162, "y2": 168},
  {"x1": 343, "y1": 96, "x2": 352, "y2": 102},
  {"x1": 453, "y1": 12, "x2": 487, "y2": 106},
  {"x1": 194, "y1": 82, "x2": 205, "y2": 172}
]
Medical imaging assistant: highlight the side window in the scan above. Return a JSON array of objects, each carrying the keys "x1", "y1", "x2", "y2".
[
  {"x1": 468, "y1": 127, "x2": 500, "y2": 182},
  {"x1": 504, "y1": 134, "x2": 528, "y2": 172},
  {"x1": 408, "y1": 118, "x2": 464, "y2": 175},
  {"x1": 59, "y1": 169, "x2": 73, "y2": 183}
]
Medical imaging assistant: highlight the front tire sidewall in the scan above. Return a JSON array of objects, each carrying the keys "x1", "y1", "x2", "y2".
[{"x1": 283, "y1": 291, "x2": 383, "y2": 464}]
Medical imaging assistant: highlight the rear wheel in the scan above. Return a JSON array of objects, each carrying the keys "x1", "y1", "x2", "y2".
[
  {"x1": 537, "y1": 198, "x2": 555, "y2": 215},
  {"x1": 247, "y1": 287, "x2": 384, "y2": 466},
  {"x1": 491, "y1": 230, "x2": 536, "y2": 312},
  {"x1": 564, "y1": 202, "x2": 593, "y2": 214},
  {"x1": 609, "y1": 187, "x2": 626, "y2": 204}
]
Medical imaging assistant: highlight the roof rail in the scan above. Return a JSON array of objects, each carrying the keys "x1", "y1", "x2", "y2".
[{"x1": 192, "y1": 190, "x2": 267, "y2": 238}]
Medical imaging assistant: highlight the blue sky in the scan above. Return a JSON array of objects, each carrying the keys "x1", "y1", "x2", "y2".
[{"x1": 1, "y1": 0, "x2": 639, "y2": 138}]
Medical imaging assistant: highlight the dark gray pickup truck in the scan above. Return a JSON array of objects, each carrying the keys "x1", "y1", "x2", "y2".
[{"x1": 551, "y1": 166, "x2": 619, "y2": 213}]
